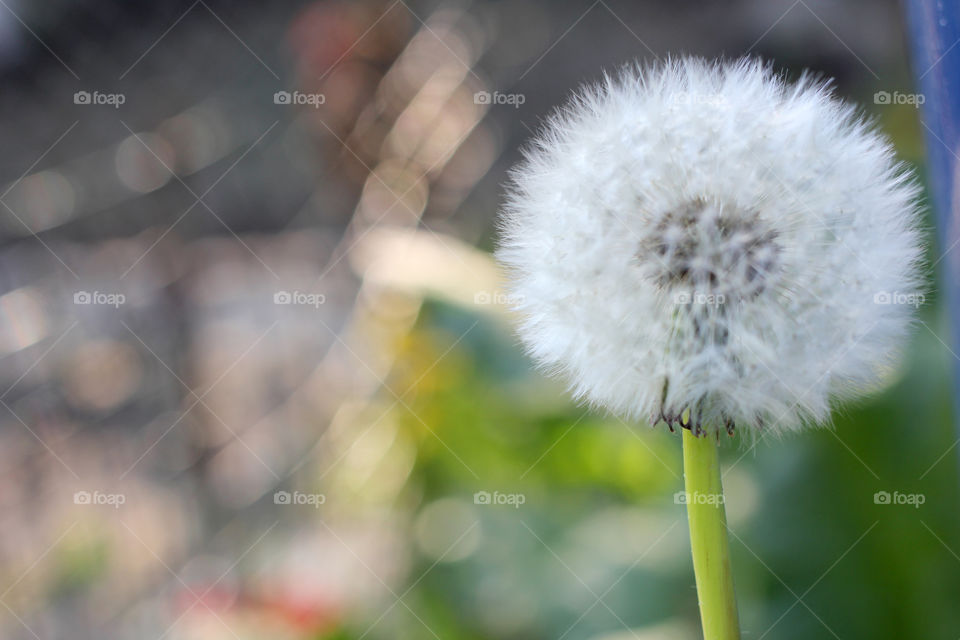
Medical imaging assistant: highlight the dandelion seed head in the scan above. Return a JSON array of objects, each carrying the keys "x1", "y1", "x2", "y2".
[{"x1": 497, "y1": 57, "x2": 925, "y2": 436}]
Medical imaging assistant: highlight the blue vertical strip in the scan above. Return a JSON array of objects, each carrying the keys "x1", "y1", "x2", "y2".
[{"x1": 905, "y1": 2, "x2": 960, "y2": 404}]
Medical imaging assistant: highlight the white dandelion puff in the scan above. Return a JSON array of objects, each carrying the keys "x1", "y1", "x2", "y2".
[{"x1": 497, "y1": 58, "x2": 925, "y2": 437}]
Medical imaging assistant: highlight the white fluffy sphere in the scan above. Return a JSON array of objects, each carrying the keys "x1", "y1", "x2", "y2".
[{"x1": 498, "y1": 58, "x2": 924, "y2": 437}]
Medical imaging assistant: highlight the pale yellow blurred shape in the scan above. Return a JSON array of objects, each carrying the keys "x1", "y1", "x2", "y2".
[
  {"x1": 337, "y1": 414, "x2": 397, "y2": 488},
  {"x1": 351, "y1": 228, "x2": 508, "y2": 313},
  {"x1": 322, "y1": 402, "x2": 376, "y2": 453},
  {"x1": 321, "y1": 402, "x2": 416, "y2": 505},
  {"x1": 357, "y1": 429, "x2": 416, "y2": 504}
]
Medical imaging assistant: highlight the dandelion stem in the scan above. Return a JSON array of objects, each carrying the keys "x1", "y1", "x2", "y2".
[{"x1": 683, "y1": 427, "x2": 740, "y2": 640}]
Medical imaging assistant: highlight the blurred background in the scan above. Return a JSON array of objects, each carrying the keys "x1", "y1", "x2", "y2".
[{"x1": 0, "y1": 0, "x2": 956, "y2": 638}]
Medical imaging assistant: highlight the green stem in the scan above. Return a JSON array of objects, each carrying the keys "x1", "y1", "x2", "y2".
[{"x1": 682, "y1": 427, "x2": 740, "y2": 640}]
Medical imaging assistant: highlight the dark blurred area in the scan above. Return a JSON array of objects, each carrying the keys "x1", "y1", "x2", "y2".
[{"x1": 0, "y1": 1, "x2": 955, "y2": 639}]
